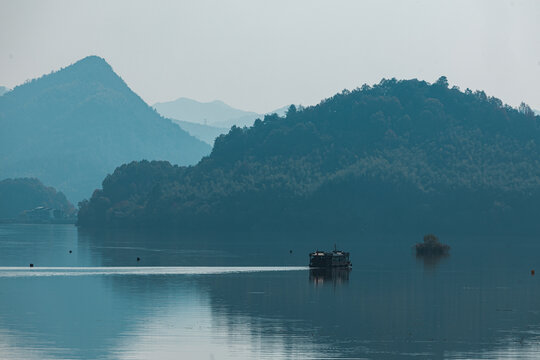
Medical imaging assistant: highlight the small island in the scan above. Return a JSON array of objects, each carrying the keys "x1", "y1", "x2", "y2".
[{"x1": 415, "y1": 234, "x2": 450, "y2": 256}]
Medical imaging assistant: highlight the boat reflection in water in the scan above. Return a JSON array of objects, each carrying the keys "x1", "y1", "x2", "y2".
[{"x1": 309, "y1": 268, "x2": 350, "y2": 286}]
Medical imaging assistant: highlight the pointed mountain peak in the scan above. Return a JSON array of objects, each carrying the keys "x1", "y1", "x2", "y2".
[
  {"x1": 71, "y1": 55, "x2": 110, "y2": 69},
  {"x1": 5, "y1": 55, "x2": 127, "y2": 97},
  {"x1": 62, "y1": 55, "x2": 116, "y2": 80}
]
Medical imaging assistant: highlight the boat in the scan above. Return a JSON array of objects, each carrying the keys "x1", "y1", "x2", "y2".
[{"x1": 309, "y1": 245, "x2": 351, "y2": 268}]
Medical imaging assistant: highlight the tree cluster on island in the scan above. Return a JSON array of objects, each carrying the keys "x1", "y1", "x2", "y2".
[
  {"x1": 415, "y1": 234, "x2": 450, "y2": 256},
  {"x1": 77, "y1": 77, "x2": 540, "y2": 235}
]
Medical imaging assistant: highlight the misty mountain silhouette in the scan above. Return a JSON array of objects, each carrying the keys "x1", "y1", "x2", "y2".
[
  {"x1": 0, "y1": 56, "x2": 211, "y2": 202},
  {"x1": 169, "y1": 119, "x2": 228, "y2": 145},
  {"x1": 153, "y1": 97, "x2": 261, "y2": 128},
  {"x1": 154, "y1": 97, "x2": 289, "y2": 144},
  {"x1": 154, "y1": 97, "x2": 288, "y2": 130}
]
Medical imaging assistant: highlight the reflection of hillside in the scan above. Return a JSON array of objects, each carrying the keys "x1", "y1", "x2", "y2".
[
  {"x1": 76, "y1": 228, "x2": 317, "y2": 267},
  {"x1": 199, "y1": 267, "x2": 540, "y2": 359},
  {"x1": 3, "y1": 227, "x2": 540, "y2": 359},
  {"x1": 0, "y1": 276, "x2": 136, "y2": 359},
  {"x1": 6, "y1": 266, "x2": 539, "y2": 359},
  {"x1": 77, "y1": 229, "x2": 540, "y2": 359},
  {"x1": 0, "y1": 272, "x2": 331, "y2": 360}
]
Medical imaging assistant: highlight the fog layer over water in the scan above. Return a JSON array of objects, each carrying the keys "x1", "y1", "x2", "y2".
[{"x1": 1, "y1": 224, "x2": 540, "y2": 359}]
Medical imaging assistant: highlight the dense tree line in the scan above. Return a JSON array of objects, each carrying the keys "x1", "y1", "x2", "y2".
[{"x1": 78, "y1": 77, "x2": 540, "y2": 234}]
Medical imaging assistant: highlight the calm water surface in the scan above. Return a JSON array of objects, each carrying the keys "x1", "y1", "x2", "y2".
[{"x1": 1, "y1": 224, "x2": 540, "y2": 359}]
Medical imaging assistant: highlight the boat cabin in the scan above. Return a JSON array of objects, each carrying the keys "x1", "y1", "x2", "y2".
[{"x1": 309, "y1": 246, "x2": 351, "y2": 268}]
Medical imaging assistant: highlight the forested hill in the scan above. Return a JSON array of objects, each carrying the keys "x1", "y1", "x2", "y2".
[
  {"x1": 0, "y1": 56, "x2": 211, "y2": 203},
  {"x1": 0, "y1": 178, "x2": 74, "y2": 219},
  {"x1": 78, "y1": 77, "x2": 540, "y2": 234}
]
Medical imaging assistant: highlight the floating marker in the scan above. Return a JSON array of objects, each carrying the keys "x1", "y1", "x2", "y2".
[
  {"x1": 29, "y1": 264, "x2": 34, "y2": 268},
  {"x1": 532, "y1": 269, "x2": 535, "y2": 276},
  {"x1": 69, "y1": 250, "x2": 72, "y2": 254},
  {"x1": 137, "y1": 257, "x2": 140, "y2": 262}
]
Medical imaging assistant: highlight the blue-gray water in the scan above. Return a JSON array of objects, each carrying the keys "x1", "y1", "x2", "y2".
[{"x1": 1, "y1": 224, "x2": 540, "y2": 359}]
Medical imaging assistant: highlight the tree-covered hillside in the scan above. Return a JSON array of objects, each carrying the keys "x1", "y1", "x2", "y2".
[
  {"x1": 78, "y1": 77, "x2": 540, "y2": 234},
  {"x1": 0, "y1": 56, "x2": 211, "y2": 202},
  {"x1": 0, "y1": 178, "x2": 74, "y2": 219}
]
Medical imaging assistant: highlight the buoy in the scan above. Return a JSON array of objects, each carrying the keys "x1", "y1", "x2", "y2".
[
  {"x1": 532, "y1": 269, "x2": 535, "y2": 276},
  {"x1": 69, "y1": 250, "x2": 72, "y2": 254},
  {"x1": 289, "y1": 250, "x2": 293, "y2": 254},
  {"x1": 29, "y1": 263, "x2": 34, "y2": 268},
  {"x1": 137, "y1": 257, "x2": 140, "y2": 262}
]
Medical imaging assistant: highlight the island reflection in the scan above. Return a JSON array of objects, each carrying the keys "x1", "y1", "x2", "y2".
[{"x1": 415, "y1": 252, "x2": 450, "y2": 270}]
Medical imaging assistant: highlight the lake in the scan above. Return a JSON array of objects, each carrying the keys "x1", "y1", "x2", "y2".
[{"x1": 1, "y1": 224, "x2": 540, "y2": 359}]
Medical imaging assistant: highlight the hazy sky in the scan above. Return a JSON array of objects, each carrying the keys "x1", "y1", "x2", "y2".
[{"x1": 0, "y1": 0, "x2": 538, "y2": 113}]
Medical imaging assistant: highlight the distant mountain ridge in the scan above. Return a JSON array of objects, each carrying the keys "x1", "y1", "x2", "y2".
[
  {"x1": 0, "y1": 56, "x2": 211, "y2": 202},
  {"x1": 78, "y1": 77, "x2": 540, "y2": 234},
  {"x1": 170, "y1": 119, "x2": 228, "y2": 145},
  {"x1": 153, "y1": 97, "x2": 261, "y2": 128},
  {"x1": 154, "y1": 97, "x2": 288, "y2": 143}
]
